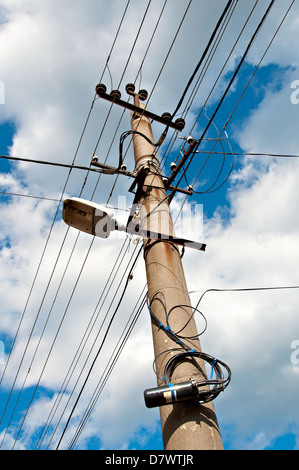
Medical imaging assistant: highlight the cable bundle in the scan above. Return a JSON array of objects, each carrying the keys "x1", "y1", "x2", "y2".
[{"x1": 145, "y1": 294, "x2": 231, "y2": 408}]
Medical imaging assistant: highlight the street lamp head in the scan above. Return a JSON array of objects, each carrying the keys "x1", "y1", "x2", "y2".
[
  {"x1": 62, "y1": 198, "x2": 122, "y2": 239},
  {"x1": 62, "y1": 198, "x2": 206, "y2": 251}
]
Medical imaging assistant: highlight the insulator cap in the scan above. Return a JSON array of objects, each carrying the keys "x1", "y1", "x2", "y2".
[
  {"x1": 138, "y1": 89, "x2": 148, "y2": 101},
  {"x1": 126, "y1": 83, "x2": 136, "y2": 95},
  {"x1": 95, "y1": 83, "x2": 107, "y2": 96},
  {"x1": 161, "y1": 112, "x2": 172, "y2": 121},
  {"x1": 175, "y1": 118, "x2": 186, "y2": 131},
  {"x1": 110, "y1": 90, "x2": 121, "y2": 100}
]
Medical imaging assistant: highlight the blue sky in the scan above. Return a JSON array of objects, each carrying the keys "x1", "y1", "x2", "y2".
[{"x1": 0, "y1": 0, "x2": 299, "y2": 451}]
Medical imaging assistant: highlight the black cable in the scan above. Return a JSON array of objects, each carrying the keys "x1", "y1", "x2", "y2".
[
  {"x1": 0, "y1": 190, "x2": 60, "y2": 202},
  {"x1": 147, "y1": 295, "x2": 231, "y2": 406},
  {"x1": 0, "y1": 154, "x2": 103, "y2": 173},
  {"x1": 68, "y1": 288, "x2": 148, "y2": 450},
  {"x1": 1, "y1": 0, "x2": 155, "y2": 448},
  {"x1": 174, "y1": 0, "x2": 277, "y2": 195},
  {"x1": 171, "y1": 0, "x2": 236, "y2": 121},
  {"x1": 55, "y1": 246, "x2": 142, "y2": 450},
  {"x1": 195, "y1": 151, "x2": 299, "y2": 159},
  {"x1": 195, "y1": 285, "x2": 299, "y2": 310},
  {"x1": 162, "y1": 350, "x2": 231, "y2": 404},
  {"x1": 185, "y1": 0, "x2": 295, "y2": 198},
  {"x1": 118, "y1": 130, "x2": 157, "y2": 170},
  {"x1": 34, "y1": 238, "x2": 131, "y2": 450},
  {"x1": 166, "y1": 304, "x2": 208, "y2": 340},
  {"x1": 157, "y1": 0, "x2": 236, "y2": 145}
]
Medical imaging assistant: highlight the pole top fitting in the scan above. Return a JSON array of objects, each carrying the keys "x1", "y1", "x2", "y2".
[{"x1": 126, "y1": 83, "x2": 148, "y2": 101}]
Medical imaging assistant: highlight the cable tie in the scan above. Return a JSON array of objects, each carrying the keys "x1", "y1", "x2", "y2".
[
  {"x1": 168, "y1": 383, "x2": 176, "y2": 402},
  {"x1": 189, "y1": 349, "x2": 195, "y2": 356}
]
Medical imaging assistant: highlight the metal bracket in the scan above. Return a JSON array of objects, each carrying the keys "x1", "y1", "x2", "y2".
[
  {"x1": 90, "y1": 158, "x2": 194, "y2": 199},
  {"x1": 95, "y1": 83, "x2": 185, "y2": 132},
  {"x1": 90, "y1": 157, "x2": 135, "y2": 177}
]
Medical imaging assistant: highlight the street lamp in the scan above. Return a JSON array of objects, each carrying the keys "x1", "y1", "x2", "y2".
[
  {"x1": 62, "y1": 197, "x2": 206, "y2": 251},
  {"x1": 62, "y1": 197, "x2": 125, "y2": 239}
]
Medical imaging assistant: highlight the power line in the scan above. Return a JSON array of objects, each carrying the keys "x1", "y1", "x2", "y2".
[
  {"x1": 37, "y1": 2, "x2": 288, "y2": 448},
  {"x1": 36, "y1": 239, "x2": 139, "y2": 449},
  {"x1": 99, "y1": 0, "x2": 131, "y2": 86},
  {"x1": 171, "y1": 0, "x2": 236, "y2": 120},
  {"x1": 1, "y1": 0, "x2": 298, "y2": 450},
  {"x1": 194, "y1": 285, "x2": 299, "y2": 309},
  {"x1": 1, "y1": 0, "x2": 174, "y2": 447},
  {"x1": 159, "y1": 0, "x2": 260, "y2": 192},
  {"x1": 0, "y1": 1, "x2": 141, "y2": 443},
  {"x1": 67, "y1": 287, "x2": 148, "y2": 450},
  {"x1": 0, "y1": 191, "x2": 60, "y2": 202},
  {"x1": 39, "y1": 4, "x2": 209, "y2": 448},
  {"x1": 187, "y1": 0, "x2": 296, "y2": 195},
  {"x1": 195, "y1": 151, "x2": 299, "y2": 159},
  {"x1": 0, "y1": 154, "x2": 103, "y2": 173},
  {"x1": 0, "y1": 93, "x2": 99, "y2": 395},
  {"x1": 179, "y1": 0, "x2": 276, "y2": 190},
  {"x1": 55, "y1": 246, "x2": 143, "y2": 450}
]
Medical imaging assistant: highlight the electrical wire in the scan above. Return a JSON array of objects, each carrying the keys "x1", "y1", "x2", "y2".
[
  {"x1": 146, "y1": 0, "x2": 193, "y2": 109},
  {"x1": 37, "y1": 240, "x2": 140, "y2": 449},
  {"x1": 0, "y1": 0, "x2": 140, "y2": 445},
  {"x1": 160, "y1": 0, "x2": 259, "y2": 192},
  {"x1": 55, "y1": 246, "x2": 143, "y2": 450},
  {"x1": 157, "y1": 0, "x2": 236, "y2": 146},
  {"x1": 188, "y1": 0, "x2": 295, "y2": 195},
  {"x1": 194, "y1": 151, "x2": 299, "y2": 159},
  {"x1": 1, "y1": 0, "x2": 175, "y2": 448},
  {"x1": 171, "y1": 0, "x2": 236, "y2": 121},
  {"x1": 172, "y1": 0, "x2": 277, "y2": 196},
  {"x1": 158, "y1": 0, "x2": 257, "y2": 191},
  {"x1": 0, "y1": 191, "x2": 60, "y2": 202},
  {"x1": 68, "y1": 287, "x2": 148, "y2": 450},
  {"x1": 116, "y1": 0, "x2": 153, "y2": 90},
  {"x1": 194, "y1": 285, "x2": 299, "y2": 310},
  {"x1": 2, "y1": 0, "x2": 296, "y2": 450},
  {"x1": 34, "y1": 239, "x2": 132, "y2": 449},
  {"x1": 49, "y1": 0, "x2": 298, "y2": 448},
  {"x1": 0, "y1": 154, "x2": 104, "y2": 173},
  {"x1": 147, "y1": 293, "x2": 231, "y2": 405}
]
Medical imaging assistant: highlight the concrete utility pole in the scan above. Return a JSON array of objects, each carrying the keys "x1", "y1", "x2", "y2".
[{"x1": 130, "y1": 94, "x2": 223, "y2": 451}]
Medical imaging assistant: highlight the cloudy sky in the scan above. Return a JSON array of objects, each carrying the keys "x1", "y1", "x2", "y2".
[{"x1": 0, "y1": 0, "x2": 299, "y2": 451}]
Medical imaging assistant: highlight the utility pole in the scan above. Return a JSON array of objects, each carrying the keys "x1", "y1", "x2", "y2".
[
  {"x1": 64, "y1": 82, "x2": 230, "y2": 450},
  {"x1": 129, "y1": 92, "x2": 223, "y2": 451}
]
